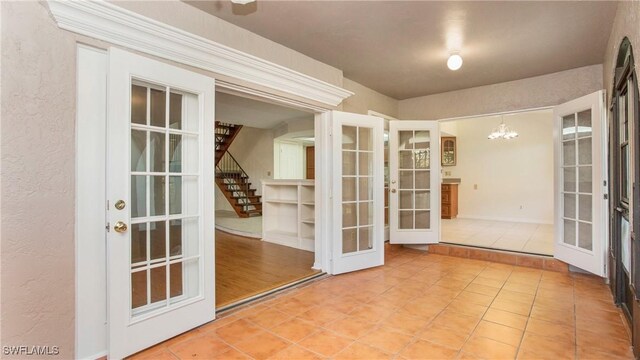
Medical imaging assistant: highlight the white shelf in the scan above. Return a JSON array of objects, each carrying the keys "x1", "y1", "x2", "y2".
[
  {"x1": 262, "y1": 180, "x2": 315, "y2": 252},
  {"x1": 264, "y1": 199, "x2": 298, "y2": 204}
]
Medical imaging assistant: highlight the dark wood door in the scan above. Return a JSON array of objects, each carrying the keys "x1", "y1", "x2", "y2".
[{"x1": 306, "y1": 146, "x2": 315, "y2": 179}]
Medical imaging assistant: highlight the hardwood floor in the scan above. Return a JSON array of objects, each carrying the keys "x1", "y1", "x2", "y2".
[{"x1": 215, "y1": 230, "x2": 319, "y2": 308}]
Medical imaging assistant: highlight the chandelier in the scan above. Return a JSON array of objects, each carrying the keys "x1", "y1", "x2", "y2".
[{"x1": 487, "y1": 116, "x2": 518, "y2": 140}]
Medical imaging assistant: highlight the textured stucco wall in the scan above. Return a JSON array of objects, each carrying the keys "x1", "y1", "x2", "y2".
[
  {"x1": 398, "y1": 65, "x2": 603, "y2": 120},
  {"x1": 342, "y1": 78, "x2": 399, "y2": 118},
  {"x1": 603, "y1": 1, "x2": 640, "y2": 104},
  {"x1": 1, "y1": 2, "x2": 77, "y2": 358}
]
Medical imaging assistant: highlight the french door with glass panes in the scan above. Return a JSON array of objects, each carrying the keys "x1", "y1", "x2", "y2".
[
  {"x1": 389, "y1": 121, "x2": 441, "y2": 244},
  {"x1": 107, "y1": 48, "x2": 215, "y2": 358},
  {"x1": 331, "y1": 111, "x2": 385, "y2": 274},
  {"x1": 554, "y1": 90, "x2": 607, "y2": 276}
]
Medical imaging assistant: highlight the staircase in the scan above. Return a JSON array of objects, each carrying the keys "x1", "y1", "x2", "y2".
[{"x1": 215, "y1": 122, "x2": 262, "y2": 218}]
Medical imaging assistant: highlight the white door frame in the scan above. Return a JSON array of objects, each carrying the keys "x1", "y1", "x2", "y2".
[
  {"x1": 553, "y1": 90, "x2": 608, "y2": 277},
  {"x1": 75, "y1": 50, "x2": 338, "y2": 357},
  {"x1": 389, "y1": 120, "x2": 441, "y2": 245}
]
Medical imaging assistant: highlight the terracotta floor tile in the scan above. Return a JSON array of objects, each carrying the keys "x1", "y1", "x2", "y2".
[
  {"x1": 525, "y1": 317, "x2": 575, "y2": 343},
  {"x1": 530, "y1": 304, "x2": 575, "y2": 326},
  {"x1": 419, "y1": 323, "x2": 470, "y2": 350},
  {"x1": 447, "y1": 299, "x2": 488, "y2": 318},
  {"x1": 298, "y1": 330, "x2": 353, "y2": 357},
  {"x1": 168, "y1": 333, "x2": 232, "y2": 359},
  {"x1": 214, "y1": 319, "x2": 263, "y2": 344},
  {"x1": 358, "y1": 326, "x2": 414, "y2": 354},
  {"x1": 298, "y1": 306, "x2": 346, "y2": 325},
  {"x1": 502, "y1": 281, "x2": 538, "y2": 295},
  {"x1": 431, "y1": 310, "x2": 481, "y2": 334},
  {"x1": 325, "y1": 316, "x2": 377, "y2": 339},
  {"x1": 348, "y1": 304, "x2": 396, "y2": 323},
  {"x1": 267, "y1": 345, "x2": 322, "y2": 360},
  {"x1": 379, "y1": 310, "x2": 431, "y2": 334},
  {"x1": 269, "y1": 318, "x2": 318, "y2": 343},
  {"x1": 472, "y1": 320, "x2": 523, "y2": 347},
  {"x1": 490, "y1": 298, "x2": 532, "y2": 316},
  {"x1": 576, "y1": 317, "x2": 629, "y2": 340},
  {"x1": 576, "y1": 328, "x2": 633, "y2": 358},
  {"x1": 483, "y1": 308, "x2": 528, "y2": 330},
  {"x1": 272, "y1": 297, "x2": 315, "y2": 315},
  {"x1": 577, "y1": 346, "x2": 634, "y2": 360},
  {"x1": 247, "y1": 307, "x2": 293, "y2": 329},
  {"x1": 333, "y1": 342, "x2": 392, "y2": 360},
  {"x1": 234, "y1": 331, "x2": 291, "y2": 360},
  {"x1": 456, "y1": 291, "x2": 495, "y2": 307},
  {"x1": 517, "y1": 332, "x2": 575, "y2": 360},
  {"x1": 216, "y1": 348, "x2": 253, "y2": 360},
  {"x1": 465, "y1": 283, "x2": 501, "y2": 297},
  {"x1": 130, "y1": 349, "x2": 177, "y2": 360},
  {"x1": 496, "y1": 290, "x2": 535, "y2": 306},
  {"x1": 400, "y1": 339, "x2": 459, "y2": 360},
  {"x1": 471, "y1": 276, "x2": 506, "y2": 288},
  {"x1": 326, "y1": 296, "x2": 365, "y2": 314},
  {"x1": 461, "y1": 334, "x2": 517, "y2": 360}
]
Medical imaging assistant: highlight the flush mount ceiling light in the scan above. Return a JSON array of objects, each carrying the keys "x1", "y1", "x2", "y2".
[
  {"x1": 231, "y1": 0, "x2": 255, "y2": 4},
  {"x1": 488, "y1": 116, "x2": 518, "y2": 140},
  {"x1": 447, "y1": 54, "x2": 463, "y2": 71}
]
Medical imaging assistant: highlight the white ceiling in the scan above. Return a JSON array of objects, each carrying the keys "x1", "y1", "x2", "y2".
[
  {"x1": 215, "y1": 91, "x2": 312, "y2": 128},
  {"x1": 187, "y1": 1, "x2": 617, "y2": 100}
]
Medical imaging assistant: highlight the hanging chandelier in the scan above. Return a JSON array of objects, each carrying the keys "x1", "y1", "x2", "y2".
[{"x1": 487, "y1": 116, "x2": 518, "y2": 140}]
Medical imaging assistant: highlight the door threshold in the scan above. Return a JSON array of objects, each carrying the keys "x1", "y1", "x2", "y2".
[
  {"x1": 216, "y1": 272, "x2": 328, "y2": 313},
  {"x1": 430, "y1": 243, "x2": 569, "y2": 273},
  {"x1": 441, "y1": 241, "x2": 553, "y2": 257}
]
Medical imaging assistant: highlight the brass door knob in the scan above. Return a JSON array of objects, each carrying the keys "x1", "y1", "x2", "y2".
[{"x1": 114, "y1": 221, "x2": 128, "y2": 233}]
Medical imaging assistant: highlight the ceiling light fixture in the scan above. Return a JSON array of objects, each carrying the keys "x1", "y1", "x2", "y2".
[
  {"x1": 447, "y1": 54, "x2": 463, "y2": 71},
  {"x1": 231, "y1": 0, "x2": 255, "y2": 4},
  {"x1": 488, "y1": 116, "x2": 518, "y2": 140}
]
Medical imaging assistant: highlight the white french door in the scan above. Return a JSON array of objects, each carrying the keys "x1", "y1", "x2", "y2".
[
  {"x1": 554, "y1": 90, "x2": 607, "y2": 276},
  {"x1": 107, "y1": 48, "x2": 215, "y2": 358},
  {"x1": 331, "y1": 111, "x2": 385, "y2": 274},
  {"x1": 389, "y1": 121, "x2": 441, "y2": 244}
]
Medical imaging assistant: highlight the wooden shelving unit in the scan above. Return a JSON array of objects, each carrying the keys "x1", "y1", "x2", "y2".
[{"x1": 262, "y1": 180, "x2": 315, "y2": 252}]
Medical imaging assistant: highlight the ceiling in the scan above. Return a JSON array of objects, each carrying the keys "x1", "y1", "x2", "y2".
[
  {"x1": 187, "y1": 1, "x2": 617, "y2": 100},
  {"x1": 216, "y1": 91, "x2": 312, "y2": 129}
]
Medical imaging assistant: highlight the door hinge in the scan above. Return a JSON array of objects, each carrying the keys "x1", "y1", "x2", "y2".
[
  {"x1": 105, "y1": 222, "x2": 110, "y2": 232},
  {"x1": 604, "y1": 194, "x2": 609, "y2": 200}
]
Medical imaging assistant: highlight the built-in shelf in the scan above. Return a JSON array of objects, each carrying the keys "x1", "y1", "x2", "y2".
[{"x1": 262, "y1": 180, "x2": 315, "y2": 252}]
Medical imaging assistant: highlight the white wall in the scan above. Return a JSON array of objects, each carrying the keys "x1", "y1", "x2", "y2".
[{"x1": 440, "y1": 110, "x2": 554, "y2": 224}]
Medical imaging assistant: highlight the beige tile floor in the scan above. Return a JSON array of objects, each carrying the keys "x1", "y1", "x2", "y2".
[
  {"x1": 442, "y1": 219, "x2": 554, "y2": 256},
  {"x1": 131, "y1": 245, "x2": 632, "y2": 360},
  {"x1": 216, "y1": 210, "x2": 262, "y2": 238}
]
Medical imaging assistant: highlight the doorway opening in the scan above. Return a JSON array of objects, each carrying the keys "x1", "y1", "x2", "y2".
[
  {"x1": 439, "y1": 109, "x2": 555, "y2": 256},
  {"x1": 213, "y1": 91, "x2": 321, "y2": 308},
  {"x1": 609, "y1": 37, "x2": 638, "y2": 333}
]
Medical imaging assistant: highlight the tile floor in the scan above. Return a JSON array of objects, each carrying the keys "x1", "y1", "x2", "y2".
[
  {"x1": 443, "y1": 219, "x2": 554, "y2": 256},
  {"x1": 131, "y1": 245, "x2": 632, "y2": 360},
  {"x1": 216, "y1": 210, "x2": 262, "y2": 238}
]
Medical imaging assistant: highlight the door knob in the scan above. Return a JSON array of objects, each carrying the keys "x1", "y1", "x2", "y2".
[
  {"x1": 391, "y1": 189, "x2": 397, "y2": 193},
  {"x1": 114, "y1": 221, "x2": 128, "y2": 233}
]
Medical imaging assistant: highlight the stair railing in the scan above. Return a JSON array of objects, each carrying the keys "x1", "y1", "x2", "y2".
[{"x1": 215, "y1": 151, "x2": 254, "y2": 212}]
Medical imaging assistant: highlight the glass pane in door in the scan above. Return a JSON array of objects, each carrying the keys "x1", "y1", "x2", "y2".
[
  {"x1": 397, "y1": 130, "x2": 431, "y2": 230},
  {"x1": 129, "y1": 82, "x2": 201, "y2": 316},
  {"x1": 561, "y1": 110, "x2": 593, "y2": 252},
  {"x1": 342, "y1": 125, "x2": 375, "y2": 254}
]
